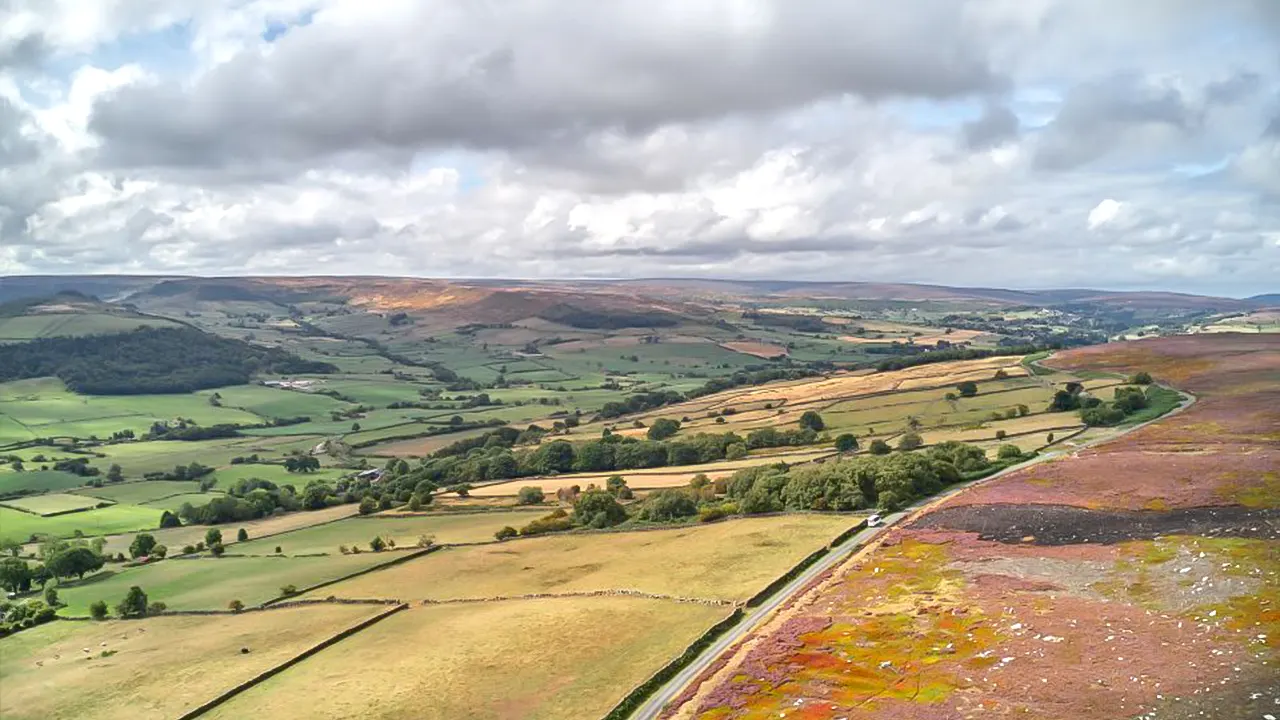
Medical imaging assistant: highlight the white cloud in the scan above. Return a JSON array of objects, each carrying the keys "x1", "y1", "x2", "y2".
[{"x1": 0, "y1": 0, "x2": 1278, "y2": 296}]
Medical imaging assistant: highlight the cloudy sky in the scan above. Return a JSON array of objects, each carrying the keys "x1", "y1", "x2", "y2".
[{"x1": 2, "y1": 0, "x2": 1278, "y2": 296}]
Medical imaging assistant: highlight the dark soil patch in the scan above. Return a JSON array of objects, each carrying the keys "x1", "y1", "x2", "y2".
[{"x1": 910, "y1": 503, "x2": 1278, "y2": 545}]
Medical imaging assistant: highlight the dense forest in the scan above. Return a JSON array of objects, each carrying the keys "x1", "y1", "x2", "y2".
[
  {"x1": 536, "y1": 303, "x2": 681, "y2": 329},
  {"x1": 0, "y1": 327, "x2": 336, "y2": 394}
]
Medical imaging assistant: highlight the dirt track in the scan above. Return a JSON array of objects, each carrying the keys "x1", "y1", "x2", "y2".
[{"x1": 911, "y1": 503, "x2": 1280, "y2": 545}]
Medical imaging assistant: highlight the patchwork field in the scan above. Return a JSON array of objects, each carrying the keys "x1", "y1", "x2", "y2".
[
  {"x1": 304, "y1": 514, "x2": 858, "y2": 603},
  {"x1": 72, "y1": 480, "x2": 208, "y2": 505},
  {"x1": 205, "y1": 597, "x2": 729, "y2": 720},
  {"x1": 0, "y1": 604, "x2": 385, "y2": 720},
  {"x1": 674, "y1": 334, "x2": 1280, "y2": 720},
  {"x1": 230, "y1": 509, "x2": 549, "y2": 555},
  {"x1": 0, "y1": 470, "x2": 87, "y2": 496}
]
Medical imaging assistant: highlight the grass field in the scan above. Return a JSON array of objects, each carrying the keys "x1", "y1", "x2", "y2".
[
  {"x1": 0, "y1": 470, "x2": 88, "y2": 496},
  {"x1": 0, "y1": 492, "x2": 106, "y2": 516},
  {"x1": 0, "y1": 604, "x2": 384, "y2": 720},
  {"x1": 0, "y1": 378, "x2": 263, "y2": 442},
  {"x1": 205, "y1": 597, "x2": 729, "y2": 720},
  {"x1": 72, "y1": 480, "x2": 204, "y2": 504},
  {"x1": 362, "y1": 425, "x2": 496, "y2": 456},
  {"x1": 206, "y1": 463, "x2": 348, "y2": 489},
  {"x1": 139, "y1": 492, "x2": 225, "y2": 512},
  {"x1": 54, "y1": 552, "x2": 403, "y2": 616},
  {"x1": 0, "y1": 504, "x2": 162, "y2": 544},
  {"x1": 231, "y1": 509, "x2": 548, "y2": 555},
  {"x1": 305, "y1": 514, "x2": 857, "y2": 603},
  {"x1": 94, "y1": 436, "x2": 324, "y2": 476},
  {"x1": 0, "y1": 311, "x2": 177, "y2": 343},
  {"x1": 56, "y1": 502, "x2": 366, "y2": 558},
  {"x1": 194, "y1": 384, "x2": 353, "y2": 419}
]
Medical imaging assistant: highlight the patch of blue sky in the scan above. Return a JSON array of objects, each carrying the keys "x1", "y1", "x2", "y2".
[
  {"x1": 263, "y1": 8, "x2": 318, "y2": 43},
  {"x1": 411, "y1": 150, "x2": 487, "y2": 193},
  {"x1": 882, "y1": 97, "x2": 984, "y2": 131},
  {"x1": 42, "y1": 22, "x2": 195, "y2": 81}
]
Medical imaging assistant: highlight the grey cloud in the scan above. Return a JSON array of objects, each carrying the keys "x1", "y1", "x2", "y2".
[
  {"x1": 1205, "y1": 72, "x2": 1262, "y2": 105},
  {"x1": 0, "y1": 31, "x2": 48, "y2": 71},
  {"x1": 88, "y1": 0, "x2": 1002, "y2": 171},
  {"x1": 963, "y1": 104, "x2": 1020, "y2": 149},
  {"x1": 1035, "y1": 76, "x2": 1200, "y2": 170}
]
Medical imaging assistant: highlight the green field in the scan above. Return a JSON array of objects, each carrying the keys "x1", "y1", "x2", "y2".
[
  {"x1": 0, "y1": 311, "x2": 177, "y2": 342},
  {"x1": 94, "y1": 436, "x2": 324, "y2": 476},
  {"x1": 0, "y1": 470, "x2": 88, "y2": 496},
  {"x1": 0, "y1": 492, "x2": 105, "y2": 516},
  {"x1": 207, "y1": 463, "x2": 348, "y2": 489},
  {"x1": 195, "y1": 384, "x2": 353, "y2": 418},
  {"x1": 139, "y1": 492, "x2": 225, "y2": 512},
  {"x1": 0, "y1": 378, "x2": 264, "y2": 443},
  {"x1": 72, "y1": 480, "x2": 204, "y2": 504},
  {"x1": 0, "y1": 504, "x2": 163, "y2": 543},
  {"x1": 53, "y1": 552, "x2": 402, "y2": 616},
  {"x1": 231, "y1": 509, "x2": 549, "y2": 555}
]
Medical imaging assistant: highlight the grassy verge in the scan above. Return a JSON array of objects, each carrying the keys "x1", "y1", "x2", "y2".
[{"x1": 1119, "y1": 385, "x2": 1184, "y2": 426}]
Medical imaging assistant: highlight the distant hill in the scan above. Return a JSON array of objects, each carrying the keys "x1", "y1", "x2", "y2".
[
  {"x1": 1247, "y1": 293, "x2": 1280, "y2": 306},
  {"x1": 0, "y1": 292, "x2": 182, "y2": 343}
]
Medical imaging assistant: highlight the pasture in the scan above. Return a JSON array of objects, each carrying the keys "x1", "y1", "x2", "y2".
[
  {"x1": 195, "y1": 383, "x2": 353, "y2": 419},
  {"x1": 204, "y1": 597, "x2": 729, "y2": 720},
  {"x1": 54, "y1": 552, "x2": 402, "y2": 616},
  {"x1": 0, "y1": 378, "x2": 262, "y2": 442},
  {"x1": 73, "y1": 480, "x2": 205, "y2": 505},
  {"x1": 0, "y1": 504, "x2": 162, "y2": 544},
  {"x1": 0, "y1": 604, "x2": 383, "y2": 720},
  {"x1": 59, "y1": 502, "x2": 365, "y2": 558},
  {"x1": 0, "y1": 311, "x2": 176, "y2": 343},
  {"x1": 304, "y1": 514, "x2": 858, "y2": 603},
  {"x1": 230, "y1": 509, "x2": 548, "y2": 555},
  {"x1": 0, "y1": 470, "x2": 88, "y2": 497},
  {"x1": 139, "y1": 492, "x2": 225, "y2": 512},
  {"x1": 206, "y1": 463, "x2": 347, "y2": 489},
  {"x1": 0, "y1": 492, "x2": 106, "y2": 516},
  {"x1": 362, "y1": 425, "x2": 495, "y2": 456}
]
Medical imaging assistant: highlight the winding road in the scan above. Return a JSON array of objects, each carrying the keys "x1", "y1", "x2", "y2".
[{"x1": 628, "y1": 367, "x2": 1196, "y2": 720}]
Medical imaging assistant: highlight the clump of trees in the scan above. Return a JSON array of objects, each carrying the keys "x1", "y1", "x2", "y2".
[{"x1": 0, "y1": 327, "x2": 337, "y2": 395}]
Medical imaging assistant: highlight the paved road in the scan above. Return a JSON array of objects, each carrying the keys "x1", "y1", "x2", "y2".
[{"x1": 629, "y1": 367, "x2": 1197, "y2": 720}]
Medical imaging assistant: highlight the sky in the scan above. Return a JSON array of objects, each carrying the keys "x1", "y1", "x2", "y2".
[{"x1": 1, "y1": 1, "x2": 1278, "y2": 297}]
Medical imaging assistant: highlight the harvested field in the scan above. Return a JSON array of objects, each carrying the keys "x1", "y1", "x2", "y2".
[
  {"x1": 468, "y1": 449, "x2": 833, "y2": 497},
  {"x1": 0, "y1": 604, "x2": 384, "y2": 720},
  {"x1": 304, "y1": 514, "x2": 858, "y2": 603},
  {"x1": 230, "y1": 509, "x2": 548, "y2": 554},
  {"x1": 676, "y1": 335, "x2": 1280, "y2": 720},
  {"x1": 204, "y1": 597, "x2": 730, "y2": 720}
]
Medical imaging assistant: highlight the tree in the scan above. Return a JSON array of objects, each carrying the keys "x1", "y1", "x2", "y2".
[
  {"x1": 228, "y1": 599, "x2": 244, "y2": 613},
  {"x1": 574, "y1": 490, "x2": 628, "y2": 529},
  {"x1": 494, "y1": 526, "x2": 518, "y2": 541},
  {"x1": 834, "y1": 434, "x2": 858, "y2": 453},
  {"x1": 209, "y1": 543, "x2": 225, "y2": 557},
  {"x1": 116, "y1": 586, "x2": 148, "y2": 618},
  {"x1": 995, "y1": 430, "x2": 1007, "y2": 440},
  {"x1": 358, "y1": 496, "x2": 378, "y2": 515},
  {"x1": 0, "y1": 538, "x2": 20, "y2": 557},
  {"x1": 724, "y1": 443, "x2": 748, "y2": 460},
  {"x1": 236, "y1": 528, "x2": 249, "y2": 542},
  {"x1": 798, "y1": 411, "x2": 825, "y2": 432},
  {"x1": 369, "y1": 536, "x2": 386, "y2": 552},
  {"x1": 106, "y1": 464, "x2": 124, "y2": 483},
  {"x1": 637, "y1": 489, "x2": 698, "y2": 522},
  {"x1": 44, "y1": 586, "x2": 58, "y2": 606},
  {"x1": 647, "y1": 418, "x2": 681, "y2": 441},
  {"x1": 158, "y1": 510, "x2": 181, "y2": 529},
  {"x1": 89, "y1": 600, "x2": 109, "y2": 620},
  {"x1": 0, "y1": 558, "x2": 31, "y2": 593},
  {"x1": 407, "y1": 494, "x2": 423, "y2": 511},
  {"x1": 897, "y1": 432, "x2": 923, "y2": 451},
  {"x1": 129, "y1": 533, "x2": 157, "y2": 559},
  {"x1": 956, "y1": 381, "x2": 978, "y2": 398},
  {"x1": 997, "y1": 444, "x2": 1023, "y2": 459},
  {"x1": 1129, "y1": 371, "x2": 1153, "y2": 385},
  {"x1": 516, "y1": 486, "x2": 545, "y2": 506},
  {"x1": 152, "y1": 545, "x2": 167, "y2": 559},
  {"x1": 869, "y1": 439, "x2": 892, "y2": 455},
  {"x1": 48, "y1": 547, "x2": 103, "y2": 580},
  {"x1": 1046, "y1": 432, "x2": 1055, "y2": 443},
  {"x1": 205, "y1": 528, "x2": 223, "y2": 547}
]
